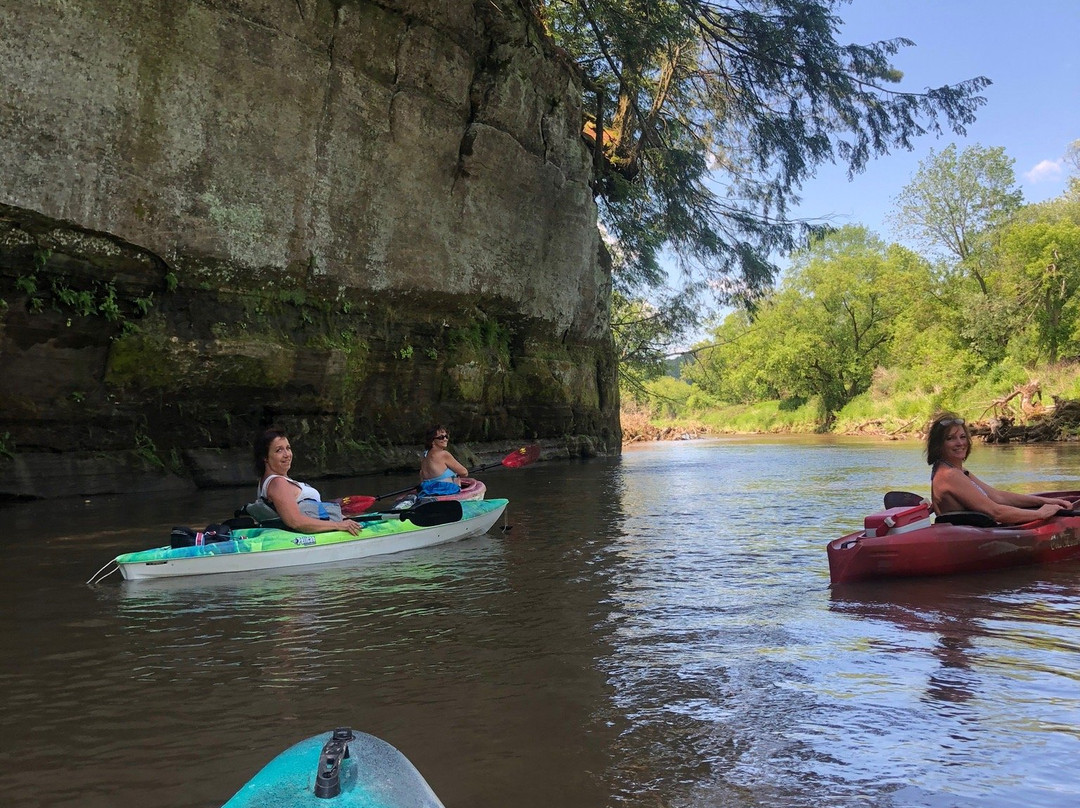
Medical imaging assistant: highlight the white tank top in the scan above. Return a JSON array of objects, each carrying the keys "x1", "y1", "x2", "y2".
[{"x1": 258, "y1": 474, "x2": 322, "y2": 505}]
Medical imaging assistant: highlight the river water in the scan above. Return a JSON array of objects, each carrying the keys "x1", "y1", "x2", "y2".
[{"x1": 3, "y1": 436, "x2": 1080, "y2": 808}]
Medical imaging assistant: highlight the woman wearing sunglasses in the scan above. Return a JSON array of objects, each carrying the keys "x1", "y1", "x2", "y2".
[
  {"x1": 419, "y1": 425, "x2": 469, "y2": 496},
  {"x1": 927, "y1": 412, "x2": 1071, "y2": 523}
]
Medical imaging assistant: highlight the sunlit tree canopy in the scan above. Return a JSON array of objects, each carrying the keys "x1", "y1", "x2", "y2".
[{"x1": 537, "y1": 0, "x2": 990, "y2": 310}]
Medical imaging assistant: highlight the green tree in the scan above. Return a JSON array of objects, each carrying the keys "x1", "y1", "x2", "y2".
[
  {"x1": 1066, "y1": 139, "x2": 1080, "y2": 198},
  {"x1": 779, "y1": 228, "x2": 925, "y2": 417},
  {"x1": 997, "y1": 200, "x2": 1080, "y2": 363},
  {"x1": 611, "y1": 288, "x2": 696, "y2": 395},
  {"x1": 887, "y1": 268, "x2": 985, "y2": 393},
  {"x1": 890, "y1": 143, "x2": 1022, "y2": 292},
  {"x1": 540, "y1": 0, "x2": 989, "y2": 308},
  {"x1": 682, "y1": 309, "x2": 779, "y2": 404},
  {"x1": 686, "y1": 226, "x2": 928, "y2": 421},
  {"x1": 641, "y1": 375, "x2": 696, "y2": 418}
]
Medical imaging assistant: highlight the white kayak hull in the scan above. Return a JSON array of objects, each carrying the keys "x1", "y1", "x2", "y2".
[{"x1": 116, "y1": 499, "x2": 507, "y2": 581}]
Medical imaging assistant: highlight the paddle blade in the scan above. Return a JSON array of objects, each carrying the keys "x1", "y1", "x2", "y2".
[
  {"x1": 337, "y1": 495, "x2": 377, "y2": 516},
  {"x1": 884, "y1": 491, "x2": 927, "y2": 509},
  {"x1": 401, "y1": 500, "x2": 463, "y2": 527},
  {"x1": 501, "y1": 444, "x2": 540, "y2": 469}
]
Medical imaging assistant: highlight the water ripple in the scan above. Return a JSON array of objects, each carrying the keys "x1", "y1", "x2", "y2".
[{"x1": 6, "y1": 440, "x2": 1080, "y2": 807}]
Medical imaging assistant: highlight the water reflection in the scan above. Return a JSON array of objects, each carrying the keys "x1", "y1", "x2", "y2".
[
  {"x1": 102, "y1": 538, "x2": 509, "y2": 689},
  {"x1": 5, "y1": 439, "x2": 1080, "y2": 807},
  {"x1": 599, "y1": 440, "x2": 1080, "y2": 807},
  {"x1": 825, "y1": 563, "x2": 1080, "y2": 806},
  {"x1": 831, "y1": 576, "x2": 997, "y2": 705},
  {"x1": 831, "y1": 566, "x2": 1080, "y2": 695}
]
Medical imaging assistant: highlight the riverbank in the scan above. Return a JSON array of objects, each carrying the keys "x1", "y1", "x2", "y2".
[
  {"x1": 620, "y1": 405, "x2": 712, "y2": 443},
  {"x1": 621, "y1": 395, "x2": 1080, "y2": 444}
]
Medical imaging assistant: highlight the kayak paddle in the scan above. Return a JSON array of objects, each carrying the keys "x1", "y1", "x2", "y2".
[
  {"x1": 472, "y1": 443, "x2": 541, "y2": 473},
  {"x1": 373, "y1": 482, "x2": 422, "y2": 501},
  {"x1": 352, "y1": 499, "x2": 463, "y2": 527},
  {"x1": 373, "y1": 444, "x2": 542, "y2": 500},
  {"x1": 333, "y1": 494, "x2": 377, "y2": 516}
]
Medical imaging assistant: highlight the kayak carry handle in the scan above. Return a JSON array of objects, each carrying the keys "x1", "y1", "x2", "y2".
[{"x1": 314, "y1": 727, "x2": 354, "y2": 799}]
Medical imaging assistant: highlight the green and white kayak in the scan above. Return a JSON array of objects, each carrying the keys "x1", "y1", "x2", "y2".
[
  {"x1": 113, "y1": 499, "x2": 507, "y2": 581},
  {"x1": 222, "y1": 727, "x2": 444, "y2": 808}
]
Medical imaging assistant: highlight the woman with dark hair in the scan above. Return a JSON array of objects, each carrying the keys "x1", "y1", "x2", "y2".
[
  {"x1": 252, "y1": 426, "x2": 360, "y2": 535},
  {"x1": 419, "y1": 424, "x2": 468, "y2": 496},
  {"x1": 927, "y1": 412, "x2": 1069, "y2": 524}
]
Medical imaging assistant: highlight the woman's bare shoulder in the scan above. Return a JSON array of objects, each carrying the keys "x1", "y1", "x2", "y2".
[{"x1": 934, "y1": 463, "x2": 965, "y2": 480}]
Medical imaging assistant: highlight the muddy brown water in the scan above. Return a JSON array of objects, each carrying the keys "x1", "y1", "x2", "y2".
[{"x1": 4, "y1": 437, "x2": 1080, "y2": 807}]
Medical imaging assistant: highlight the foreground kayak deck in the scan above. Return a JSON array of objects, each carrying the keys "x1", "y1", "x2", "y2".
[
  {"x1": 222, "y1": 727, "x2": 444, "y2": 808},
  {"x1": 828, "y1": 500, "x2": 1080, "y2": 585},
  {"x1": 116, "y1": 499, "x2": 507, "y2": 580}
]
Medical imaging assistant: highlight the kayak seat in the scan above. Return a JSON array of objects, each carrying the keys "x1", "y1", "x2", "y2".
[
  {"x1": 884, "y1": 490, "x2": 927, "y2": 509},
  {"x1": 935, "y1": 511, "x2": 998, "y2": 528},
  {"x1": 235, "y1": 498, "x2": 286, "y2": 529}
]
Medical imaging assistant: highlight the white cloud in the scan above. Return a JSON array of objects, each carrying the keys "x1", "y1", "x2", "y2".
[{"x1": 1024, "y1": 159, "x2": 1064, "y2": 184}]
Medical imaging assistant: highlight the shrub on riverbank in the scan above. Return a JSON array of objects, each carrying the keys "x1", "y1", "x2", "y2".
[
  {"x1": 622, "y1": 360, "x2": 1080, "y2": 441},
  {"x1": 621, "y1": 397, "x2": 711, "y2": 442}
]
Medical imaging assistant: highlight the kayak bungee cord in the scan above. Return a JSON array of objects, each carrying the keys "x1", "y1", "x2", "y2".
[{"x1": 86, "y1": 558, "x2": 120, "y2": 585}]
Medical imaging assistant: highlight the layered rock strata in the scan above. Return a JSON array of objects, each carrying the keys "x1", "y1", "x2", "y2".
[{"x1": 0, "y1": 0, "x2": 619, "y2": 500}]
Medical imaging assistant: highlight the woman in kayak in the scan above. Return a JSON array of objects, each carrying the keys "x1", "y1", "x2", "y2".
[
  {"x1": 254, "y1": 427, "x2": 361, "y2": 534},
  {"x1": 927, "y1": 413, "x2": 1071, "y2": 523},
  {"x1": 419, "y1": 425, "x2": 468, "y2": 496}
]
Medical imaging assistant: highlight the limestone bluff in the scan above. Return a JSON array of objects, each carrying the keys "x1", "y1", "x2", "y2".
[{"x1": 0, "y1": 0, "x2": 620, "y2": 500}]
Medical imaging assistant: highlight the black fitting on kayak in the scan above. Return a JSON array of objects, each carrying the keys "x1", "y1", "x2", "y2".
[{"x1": 314, "y1": 727, "x2": 354, "y2": 799}]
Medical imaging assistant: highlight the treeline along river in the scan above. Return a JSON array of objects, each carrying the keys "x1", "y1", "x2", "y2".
[{"x1": 3, "y1": 437, "x2": 1080, "y2": 807}]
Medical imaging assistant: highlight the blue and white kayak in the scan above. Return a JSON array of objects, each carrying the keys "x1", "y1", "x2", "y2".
[
  {"x1": 110, "y1": 499, "x2": 507, "y2": 580},
  {"x1": 222, "y1": 727, "x2": 444, "y2": 807}
]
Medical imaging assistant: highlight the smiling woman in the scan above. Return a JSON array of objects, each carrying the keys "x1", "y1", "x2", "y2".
[
  {"x1": 254, "y1": 427, "x2": 361, "y2": 535},
  {"x1": 926, "y1": 412, "x2": 1072, "y2": 523}
]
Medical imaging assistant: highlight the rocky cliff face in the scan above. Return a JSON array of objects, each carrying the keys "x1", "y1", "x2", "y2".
[{"x1": 0, "y1": 0, "x2": 619, "y2": 500}]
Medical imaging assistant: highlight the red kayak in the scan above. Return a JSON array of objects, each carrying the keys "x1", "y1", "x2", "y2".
[{"x1": 827, "y1": 492, "x2": 1080, "y2": 585}]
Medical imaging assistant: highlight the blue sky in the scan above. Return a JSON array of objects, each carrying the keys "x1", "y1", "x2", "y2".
[{"x1": 791, "y1": 0, "x2": 1080, "y2": 240}]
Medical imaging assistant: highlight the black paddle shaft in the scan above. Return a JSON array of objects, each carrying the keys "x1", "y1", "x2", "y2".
[{"x1": 351, "y1": 500, "x2": 463, "y2": 527}]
